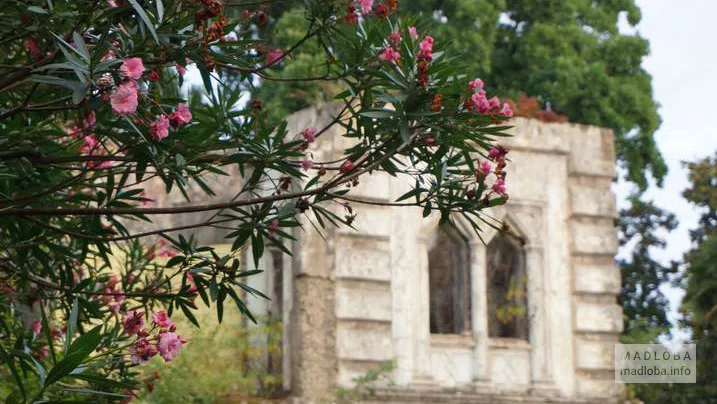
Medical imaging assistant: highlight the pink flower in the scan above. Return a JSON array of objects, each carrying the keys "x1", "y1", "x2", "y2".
[
  {"x1": 488, "y1": 96, "x2": 501, "y2": 110},
  {"x1": 157, "y1": 332, "x2": 185, "y2": 362},
  {"x1": 488, "y1": 146, "x2": 507, "y2": 160},
  {"x1": 169, "y1": 103, "x2": 192, "y2": 127},
  {"x1": 471, "y1": 92, "x2": 490, "y2": 113},
  {"x1": 176, "y1": 63, "x2": 187, "y2": 77},
  {"x1": 302, "y1": 158, "x2": 314, "y2": 171},
  {"x1": 123, "y1": 311, "x2": 145, "y2": 336},
  {"x1": 344, "y1": 11, "x2": 358, "y2": 24},
  {"x1": 80, "y1": 135, "x2": 98, "y2": 154},
  {"x1": 378, "y1": 47, "x2": 401, "y2": 63},
  {"x1": 268, "y1": 218, "x2": 280, "y2": 238},
  {"x1": 100, "y1": 50, "x2": 116, "y2": 62},
  {"x1": 340, "y1": 160, "x2": 354, "y2": 173},
  {"x1": 302, "y1": 126, "x2": 317, "y2": 143},
  {"x1": 119, "y1": 57, "x2": 145, "y2": 80},
  {"x1": 23, "y1": 39, "x2": 42, "y2": 60},
  {"x1": 469, "y1": 78, "x2": 484, "y2": 90},
  {"x1": 152, "y1": 311, "x2": 173, "y2": 328},
  {"x1": 358, "y1": 0, "x2": 373, "y2": 14},
  {"x1": 185, "y1": 273, "x2": 198, "y2": 293},
  {"x1": 33, "y1": 346, "x2": 49, "y2": 361},
  {"x1": 501, "y1": 103, "x2": 514, "y2": 118},
  {"x1": 157, "y1": 239, "x2": 177, "y2": 258},
  {"x1": 408, "y1": 26, "x2": 418, "y2": 40},
  {"x1": 478, "y1": 160, "x2": 492, "y2": 176},
  {"x1": 30, "y1": 319, "x2": 42, "y2": 336},
  {"x1": 110, "y1": 81, "x2": 139, "y2": 115},
  {"x1": 265, "y1": 49, "x2": 284, "y2": 66},
  {"x1": 130, "y1": 337, "x2": 157, "y2": 364},
  {"x1": 418, "y1": 36, "x2": 434, "y2": 60},
  {"x1": 388, "y1": 31, "x2": 402, "y2": 47},
  {"x1": 83, "y1": 110, "x2": 96, "y2": 128},
  {"x1": 150, "y1": 115, "x2": 170, "y2": 141},
  {"x1": 492, "y1": 178, "x2": 507, "y2": 196},
  {"x1": 106, "y1": 274, "x2": 120, "y2": 289}
]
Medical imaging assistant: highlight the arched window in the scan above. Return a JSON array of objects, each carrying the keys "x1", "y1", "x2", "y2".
[
  {"x1": 428, "y1": 226, "x2": 471, "y2": 334},
  {"x1": 486, "y1": 233, "x2": 529, "y2": 340}
]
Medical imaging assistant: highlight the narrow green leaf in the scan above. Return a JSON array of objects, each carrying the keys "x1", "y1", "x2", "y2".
[{"x1": 128, "y1": 0, "x2": 159, "y2": 43}]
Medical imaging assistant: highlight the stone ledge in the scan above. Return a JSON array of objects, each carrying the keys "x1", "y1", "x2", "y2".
[
  {"x1": 337, "y1": 320, "x2": 393, "y2": 362},
  {"x1": 337, "y1": 279, "x2": 392, "y2": 322},
  {"x1": 575, "y1": 374, "x2": 625, "y2": 399},
  {"x1": 569, "y1": 220, "x2": 618, "y2": 255},
  {"x1": 575, "y1": 339, "x2": 616, "y2": 371},
  {"x1": 574, "y1": 302, "x2": 623, "y2": 333},
  {"x1": 574, "y1": 264, "x2": 621, "y2": 295},
  {"x1": 360, "y1": 386, "x2": 619, "y2": 404},
  {"x1": 335, "y1": 234, "x2": 391, "y2": 282},
  {"x1": 569, "y1": 184, "x2": 617, "y2": 219}
]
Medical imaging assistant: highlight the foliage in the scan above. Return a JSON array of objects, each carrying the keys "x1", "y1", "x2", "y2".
[
  {"x1": 632, "y1": 153, "x2": 717, "y2": 403},
  {"x1": 335, "y1": 361, "x2": 395, "y2": 402},
  {"x1": 0, "y1": 0, "x2": 514, "y2": 402},
  {"x1": 138, "y1": 309, "x2": 284, "y2": 404},
  {"x1": 618, "y1": 198, "x2": 678, "y2": 341}
]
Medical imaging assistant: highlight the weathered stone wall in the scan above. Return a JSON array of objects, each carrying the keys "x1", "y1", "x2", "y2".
[{"x1": 284, "y1": 108, "x2": 623, "y2": 403}]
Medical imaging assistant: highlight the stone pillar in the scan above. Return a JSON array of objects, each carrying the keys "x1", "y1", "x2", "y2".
[
  {"x1": 567, "y1": 125, "x2": 624, "y2": 399},
  {"x1": 289, "y1": 225, "x2": 339, "y2": 401}
]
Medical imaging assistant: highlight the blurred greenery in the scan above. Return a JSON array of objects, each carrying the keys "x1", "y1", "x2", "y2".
[{"x1": 137, "y1": 305, "x2": 285, "y2": 404}]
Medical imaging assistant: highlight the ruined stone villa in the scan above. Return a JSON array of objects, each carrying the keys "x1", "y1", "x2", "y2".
[{"x1": 141, "y1": 105, "x2": 624, "y2": 403}]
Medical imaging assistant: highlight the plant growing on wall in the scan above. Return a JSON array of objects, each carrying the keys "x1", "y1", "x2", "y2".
[{"x1": 0, "y1": 0, "x2": 514, "y2": 401}]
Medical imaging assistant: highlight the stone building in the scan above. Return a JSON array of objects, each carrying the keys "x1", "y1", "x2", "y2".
[{"x1": 138, "y1": 105, "x2": 624, "y2": 403}]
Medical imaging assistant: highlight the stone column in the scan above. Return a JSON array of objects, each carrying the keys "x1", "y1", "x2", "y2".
[{"x1": 567, "y1": 126, "x2": 624, "y2": 399}]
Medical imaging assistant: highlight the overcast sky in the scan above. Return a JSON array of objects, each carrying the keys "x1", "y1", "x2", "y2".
[{"x1": 616, "y1": 1, "x2": 717, "y2": 340}]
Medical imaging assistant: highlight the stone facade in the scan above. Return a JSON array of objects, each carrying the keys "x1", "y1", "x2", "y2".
[
  {"x1": 279, "y1": 107, "x2": 623, "y2": 403},
  {"x1": 133, "y1": 105, "x2": 624, "y2": 403}
]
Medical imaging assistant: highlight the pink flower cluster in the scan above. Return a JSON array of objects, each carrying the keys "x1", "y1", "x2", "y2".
[
  {"x1": 378, "y1": 47, "x2": 400, "y2": 64},
  {"x1": 123, "y1": 310, "x2": 185, "y2": 364},
  {"x1": 101, "y1": 274, "x2": 125, "y2": 314},
  {"x1": 474, "y1": 146, "x2": 509, "y2": 197},
  {"x1": 265, "y1": 49, "x2": 285, "y2": 67},
  {"x1": 149, "y1": 103, "x2": 193, "y2": 142},
  {"x1": 108, "y1": 57, "x2": 194, "y2": 141},
  {"x1": 418, "y1": 36, "x2": 434, "y2": 61},
  {"x1": 465, "y1": 78, "x2": 513, "y2": 118},
  {"x1": 111, "y1": 59, "x2": 144, "y2": 115}
]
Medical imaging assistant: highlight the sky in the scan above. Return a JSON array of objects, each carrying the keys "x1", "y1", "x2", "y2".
[{"x1": 615, "y1": 0, "x2": 717, "y2": 340}]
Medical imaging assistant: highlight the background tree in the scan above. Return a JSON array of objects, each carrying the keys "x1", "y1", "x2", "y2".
[
  {"x1": 633, "y1": 153, "x2": 717, "y2": 403},
  {"x1": 0, "y1": 0, "x2": 514, "y2": 402}
]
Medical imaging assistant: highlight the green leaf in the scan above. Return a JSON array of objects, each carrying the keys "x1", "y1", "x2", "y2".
[
  {"x1": 156, "y1": 0, "x2": 164, "y2": 22},
  {"x1": 0, "y1": 345, "x2": 26, "y2": 401},
  {"x1": 423, "y1": 201, "x2": 432, "y2": 218},
  {"x1": 179, "y1": 301, "x2": 200, "y2": 327},
  {"x1": 27, "y1": 5, "x2": 48, "y2": 14},
  {"x1": 359, "y1": 109, "x2": 394, "y2": 119},
  {"x1": 65, "y1": 298, "x2": 79, "y2": 352},
  {"x1": 45, "y1": 326, "x2": 102, "y2": 387},
  {"x1": 69, "y1": 373, "x2": 135, "y2": 390},
  {"x1": 250, "y1": 232, "x2": 264, "y2": 268},
  {"x1": 216, "y1": 288, "x2": 226, "y2": 323},
  {"x1": 72, "y1": 32, "x2": 90, "y2": 62},
  {"x1": 128, "y1": 0, "x2": 159, "y2": 43}
]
